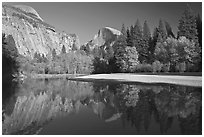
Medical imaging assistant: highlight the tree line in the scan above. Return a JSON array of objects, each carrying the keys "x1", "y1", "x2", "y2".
[
  {"x1": 2, "y1": 4, "x2": 202, "y2": 77},
  {"x1": 88, "y1": 4, "x2": 202, "y2": 73}
]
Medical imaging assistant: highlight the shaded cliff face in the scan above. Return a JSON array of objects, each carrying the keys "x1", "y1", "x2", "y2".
[
  {"x1": 2, "y1": 5, "x2": 80, "y2": 58},
  {"x1": 85, "y1": 27, "x2": 122, "y2": 51}
]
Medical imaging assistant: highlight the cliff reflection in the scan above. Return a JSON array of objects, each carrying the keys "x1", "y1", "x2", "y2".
[{"x1": 2, "y1": 79, "x2": 202, "y2": 135}]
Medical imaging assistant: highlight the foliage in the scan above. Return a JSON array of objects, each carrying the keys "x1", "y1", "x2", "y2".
[
  {"x1": 148, "y1": 27, "x2": 159, "y2": 63},
  {"x1": 165, "y1": 21, "x2": 175, "y2": 38},
  {"x1": 61, "y1": 45, "x2": 66, "y2": 54},
  {"x1": 196, "y1": 14, "x2": 202, "y2": 48},
  {"x1": 176, "y1": 62, "x2": 186, "y2": 73},
  {"x1": 92, "y1": 57, "x2": 108, "y2": 74},
  {"x1": 196, "y1": 14, "x2": 202, "y2": 72},
  {"x1": 4, "y1": 4, "x2": 202, "y2": 74},
  {"x1": 141, "y1": 20, "x2": 151, "y2": 63},
  {"x1": 178, "y1": 4, "x2": 199, "y2": 46},
  {"x1": 2, "y1": 34, "x2": 19, "y2": 80},
  {"x1": 152, "y1": 60, "x2": 163, "y2": 73},
  {"x1": 134, "y1": 63, "x2": 153, "y2": 72},
  {"x1": 154, "y1": 37, "x2": 178, "y2": 69},
  {"x1": 177, "y1": 37, "x2": 201, "y2": 65},
  {"x1": 132, "y1": 19, "x2": 143, "y2": 52},
  {"x1": 52, "y1": 49, "x2": 57, "y2": 60},
  {"x1": 157, "y1": 19, "x2": 167, "y2": 42},
  {"x1": 126, "y1": 28, "x2": 133, "y2": 47},
  {"x1": 114, "y1": 36, "x2": 139, "y2": 72},
  {"x1": 121, "y1": 23, "x2": 127, "y2": 37},
  {"x1": 154, "y1": 36, "x2": 201, "y2": 72},
  {"x1": 162, "y1": 62, "x2": 170, "y2": 72}
]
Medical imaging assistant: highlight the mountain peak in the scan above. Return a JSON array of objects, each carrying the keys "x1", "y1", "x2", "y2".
[
  {"x1": 104, "y1": 26, "x2": 122, "y2": 36},
  {"x1": 13, "y1": 5, "x2": 43, "y2": 21}
]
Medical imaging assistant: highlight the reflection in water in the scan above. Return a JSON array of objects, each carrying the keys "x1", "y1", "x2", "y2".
[{"x1": 2, "y1": 78, "x2": 202, "y2": 135}]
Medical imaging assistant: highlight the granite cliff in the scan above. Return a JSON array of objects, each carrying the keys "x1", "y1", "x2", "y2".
[
  {"x1": 84, "y1": 26, "x2": 122, "y2": 51},
  {"x1": 2, "y1": 5, "x2": 80, "y2": 58}
]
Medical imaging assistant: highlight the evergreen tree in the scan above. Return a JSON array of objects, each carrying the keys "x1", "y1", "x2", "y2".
[
  {"x1": 126, "y1": 28, "x2": 133, "y2": 47},
  {"x1": 125, "y1": 46, "x2": 139, "y2": 72},
  {"x1": 178, "y1": 4, "x2": 199, "y2": 45},
  {"x1": 165, "y1": 21, "x2": 175, "y2": 38},
  {"x1": 114, "y1": 35, "x2": 128, "y2": 72},
  {"x1": 158, "y1": 19, "x2": 167, "y2": 42},
  {"x1": 72, "y1": 43, "x2": 78, "y2": 51},
  {"x1": 121, "y1": 23, "x2": 127, "y2": 37},
  {"x1": 52, "y1": 49, "x2": 57, "y2": 60},
  {"x1": 196, "y1": 14, "x2": 202, "y2": 48},
  {"x1": 130, "y1": 25, "x2": 135, "y2": 39},
  {"x1": 133, "y1": 19, "x2": 143, "y2": 50},
  {"x1": 2, "y1": 34, "x2": 19, "y2": 80},
  {"x1": 196, "y1": 14, "x2": 202, "y2": 72},
  {"x1": 141, "y1": 20, "x2": 151, "y2": 63},
  {"x1": 61, "y1": 45, "x2": 66, "y2": 54},
  {"x1": 148, "y1": 27, "x2": 159, "y2": 63},
  {"x1": 34, "y1": 52, "x2": 39, "y2": 60},
  {"x1": 114, "y1": 35, "x2": 139, "y2": 72},
  {"x1": 143, "y1": 20, "x2": 151, "y2": 39}
]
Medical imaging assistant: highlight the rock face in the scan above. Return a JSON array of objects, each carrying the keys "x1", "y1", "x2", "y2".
[
  {"x1": 84, "y1": 26, "x2": 122, "y2": 51},
  {"x1": 2, "y1": 5, "x2": 80, "y2": 58}
]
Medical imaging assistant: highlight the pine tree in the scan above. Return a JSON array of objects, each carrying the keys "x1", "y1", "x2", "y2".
[
  {"x1": 130, "y1": 25, "x2": 135, "y2": 39},
  {"x1": 121, "y1": 23, "x2": 127, "y2": 37},
  {"x1": 158, "y1": 19, "x2": 167, "y2": 42},
  {"x1": 61, "y1": 45, "x2": 66, "y2": 54},
  {"x1": 52, "y1": 49, "x2": 57, "y2": 60},
  {"x1": 148, "y1": 28, "x2": 159, "y2": 63},
  {"x1": 165, "y1": 21, "x2": 175, "y2": 38},
  {"x1": 114, "y1": 35, "x2": 128, "y2": 72},
  {"x1": 114, "y1": 35, "x2": 139, "y2": 72},
  {"x1": 141, "y1": 20, "x2": 151, "y2": 63},
  {"x1": 196, "y1": 14, "x2": 202, "y2": 72},
  {"x1": 178, "y1": 4, "x2": 199, "y2": 45},
  {"x1": 126, "y1": 28, "x2": 133, "y2": 47},
  {"x1": 143, "y1": 20, "x2": 151, "y2": 39},
  {"x1": 72, "y1": 43, "x2": 78, "y2": 51},
  {"x1": 196, "y1": 14, "x2": 202, "y2": 48},
  {"x1": 133, "y1": 19, "x2": 143, "y2": 50}
]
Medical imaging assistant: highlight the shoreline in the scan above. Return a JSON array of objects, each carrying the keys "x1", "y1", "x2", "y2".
[
  {"x1": 72, "y1": 73, "x2": 202, "y2": 87},
  {"x1": 26, "y1": 73, "x2": 202, "y2": 87},
  {"x1": 29, "y1": 74, "x2": 86, "y2": 79}
]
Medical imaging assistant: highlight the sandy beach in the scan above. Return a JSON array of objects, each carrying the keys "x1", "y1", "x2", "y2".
[{"x1": 73, "y1": 73, "x2": 202, "y2": 87}]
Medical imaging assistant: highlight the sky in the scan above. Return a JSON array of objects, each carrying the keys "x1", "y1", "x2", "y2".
[{"x1": 3, "y1": 2, "x2": 202, "y2": 44}]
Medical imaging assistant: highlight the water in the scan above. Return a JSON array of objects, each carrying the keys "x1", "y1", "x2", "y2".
[{"x1": 2, "y1": 78, "x2": 202, "y2": 135}]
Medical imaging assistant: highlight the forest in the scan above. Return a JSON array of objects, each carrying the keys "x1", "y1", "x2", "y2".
[{"x1": 2, "y1": 4, "x2": 202, "y2": 78}]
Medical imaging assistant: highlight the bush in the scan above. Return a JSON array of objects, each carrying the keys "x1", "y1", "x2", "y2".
[
  {"x1": 134, "y1": 63, "x2": 152, "y2": 72},
  {"x1": 152, "y1": 60, "x2": 163, "y2": 73},
  {"x1": 176, "y1": 62, "x2": 186, "y2": 73},
  {"x1": 162, "y1": 62, "x2": 170, "y2": 72}
]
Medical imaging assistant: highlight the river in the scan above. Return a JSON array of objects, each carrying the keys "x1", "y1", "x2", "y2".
[{"x1": 2, "y1": 78, "x2": 202, "y2": 135}]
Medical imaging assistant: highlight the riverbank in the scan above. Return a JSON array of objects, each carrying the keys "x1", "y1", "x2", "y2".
[
  {"x1": 72, "y1": 73, "x2": 202, "y2": 87},
  {"x1": 29, "y1": 74, "x2": 85, "y2": 79}
]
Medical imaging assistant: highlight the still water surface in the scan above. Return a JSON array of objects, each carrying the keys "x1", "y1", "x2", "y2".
[{"x1": 2, "y1": 78, "x2": 202, "y2": 135}]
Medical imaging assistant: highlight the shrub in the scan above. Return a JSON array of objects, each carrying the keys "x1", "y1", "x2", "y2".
[
  {"x1": 134, "y1": 63, "x2": 152, "y2": 72},
  {"x1": 162, "y1": 62, "x2": 170, "y2": 72},
  {"x1": 152, "y1": 60, "x2": 163, "y2": 73},
  {"x1": 176, "y1": 62, "x2": 186, "y2": 73}
]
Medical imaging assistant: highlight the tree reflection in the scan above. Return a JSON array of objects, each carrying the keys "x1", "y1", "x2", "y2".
[{"x1": 2, "y1": 79, "x2": 202, "y2": 135}]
